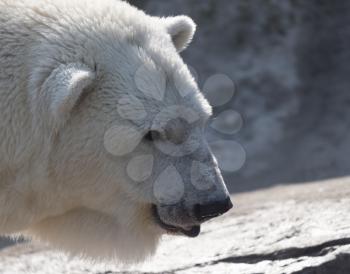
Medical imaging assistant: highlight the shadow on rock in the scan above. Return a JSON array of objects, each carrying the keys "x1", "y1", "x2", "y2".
[{"x1": 291, "y1": 253, "x2": 350, "y2": 274}]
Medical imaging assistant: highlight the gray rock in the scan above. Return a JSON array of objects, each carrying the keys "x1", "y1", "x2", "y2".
[
  {"x1": 0, "y1": 178, "x2": 349, "y2": 273},
  {"x1": 0, "y1": 237, "x2": 15, "y2": 249}
]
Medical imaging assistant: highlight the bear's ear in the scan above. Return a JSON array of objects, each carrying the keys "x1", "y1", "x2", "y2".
[
  {"x1": 38, "y1": 63, "x2": 95, "y2": 131},
  {"x1": 163, "y1": 16, "x2": 196, "y2": 52}
]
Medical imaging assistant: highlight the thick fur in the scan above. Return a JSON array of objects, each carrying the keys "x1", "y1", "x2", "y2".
[{"x1": 0, "y1": 0, "x2": 229, "y2": 263}]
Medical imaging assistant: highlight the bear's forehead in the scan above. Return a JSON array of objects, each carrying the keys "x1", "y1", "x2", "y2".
[
  {"x1": 98, "y1": 41, "x2": 212, "y2": 122},
  {"x1": 128, "y1": 49, "x2": 212, "y2": 124}
]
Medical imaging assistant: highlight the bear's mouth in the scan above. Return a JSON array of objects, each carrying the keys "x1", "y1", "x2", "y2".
[{"x1": 151, "y1": 204, "x2": 200, "y2": 238}]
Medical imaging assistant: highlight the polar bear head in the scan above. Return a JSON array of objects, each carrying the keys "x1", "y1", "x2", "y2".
[{"x1": 26, "y1": 0, "x2": 232, "y2": 263}]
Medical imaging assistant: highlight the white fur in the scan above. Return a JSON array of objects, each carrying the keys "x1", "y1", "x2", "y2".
[
  {"x1": 0, "y1": 0, "x2": 227, "y2": 263},
  {"x1": 38, "y1": 63, "x2": 95, "y2": 132},
  {"x1": 162, "y1": 16, "x2": 196, "y2": 52}
]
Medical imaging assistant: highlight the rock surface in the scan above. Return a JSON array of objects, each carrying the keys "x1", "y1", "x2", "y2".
[{"x1": 1, "y1": 178, "x2": 349, "y2": 274}]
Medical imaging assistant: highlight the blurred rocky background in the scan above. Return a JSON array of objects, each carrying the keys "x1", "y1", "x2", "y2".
[{"x1": 129, "y1": 0, "x2": 350, "y2": 193}]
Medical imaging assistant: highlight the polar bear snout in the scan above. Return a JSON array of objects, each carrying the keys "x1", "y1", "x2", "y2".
[
  {"x1": 153, "y1": 193, "x2": 232, "y2": 237},
  {"x1": 149, "y1": 138, "x2": 233, "y2": 237}
]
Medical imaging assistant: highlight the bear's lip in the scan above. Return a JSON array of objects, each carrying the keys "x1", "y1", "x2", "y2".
[{"x1": 151, "y1": 204, "x2": 201, "y2": 238}]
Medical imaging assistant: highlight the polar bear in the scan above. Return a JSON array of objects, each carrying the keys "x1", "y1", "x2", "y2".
[{"x1": 0, "y1": 0, "x2": 232, "y2": 262}]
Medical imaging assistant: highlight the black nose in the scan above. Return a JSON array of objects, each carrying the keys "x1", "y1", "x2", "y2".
[{"x1": 194, "y1": 197, "x2": 233, "y2": 222}]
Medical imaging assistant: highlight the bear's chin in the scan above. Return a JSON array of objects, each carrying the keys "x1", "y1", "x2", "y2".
[{"x1": 24, "y1": 207, "x2": 162, "y2": 263}]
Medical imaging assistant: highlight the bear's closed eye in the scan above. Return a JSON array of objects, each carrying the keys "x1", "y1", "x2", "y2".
[{"x1": 144, "y1": 130, "x2": 161, "y2": 142}]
